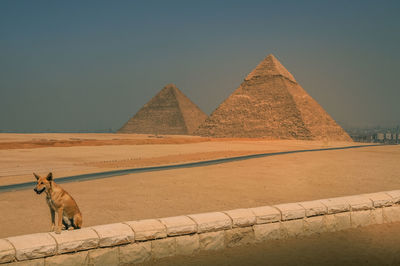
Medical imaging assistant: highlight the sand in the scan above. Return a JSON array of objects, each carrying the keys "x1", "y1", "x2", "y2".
[
  {"x1": 0, "y1": 133, "x2": 354, "y2": 185},
  {"x1": 0, "y1": 134, "x2": 399, "y2": 238}
]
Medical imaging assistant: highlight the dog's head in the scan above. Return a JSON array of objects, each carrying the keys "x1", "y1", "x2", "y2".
[{"x1": 33, "y1": 172, "x2": 53, "y2": 195}]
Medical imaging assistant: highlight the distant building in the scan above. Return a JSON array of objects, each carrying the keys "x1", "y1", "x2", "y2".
[{"x1": 377, "y1": 133, "x2": 384, "y2": 141}]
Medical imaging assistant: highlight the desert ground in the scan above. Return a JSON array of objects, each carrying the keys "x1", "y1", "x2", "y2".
[{"x1": 0, "y1": 133, "x2": 399, "y2": 239}]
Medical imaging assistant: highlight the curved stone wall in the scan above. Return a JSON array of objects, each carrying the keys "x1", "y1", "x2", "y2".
[{"x1": 1, "y1": 189, "x2": 400, "y2": 265}]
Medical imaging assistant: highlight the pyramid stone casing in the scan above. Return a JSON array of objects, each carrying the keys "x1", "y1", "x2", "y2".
[
  {"x1": 195, "y1": 54, "x2": 352, "y2": 141},
  {"x1": 118, "y1": 84, "x2": 207, "y2": 135}
]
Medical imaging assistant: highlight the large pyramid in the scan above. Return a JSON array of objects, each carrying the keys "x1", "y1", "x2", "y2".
[
  {"x1": 195, "y1": 54, "x2": 352, "y2": 141},
  {"x1": 118, "y1": 84, "x2": 207, "y2": 135}
]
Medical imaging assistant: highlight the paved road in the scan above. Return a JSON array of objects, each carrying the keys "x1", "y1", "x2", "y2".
[{"x1": 0, "y1": 144, "x2": 381, "y2": 193}]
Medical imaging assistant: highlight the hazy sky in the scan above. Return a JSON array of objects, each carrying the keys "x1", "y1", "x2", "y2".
[{"x1": 1, "y1": 0, "x2": 399, "y2": 132}]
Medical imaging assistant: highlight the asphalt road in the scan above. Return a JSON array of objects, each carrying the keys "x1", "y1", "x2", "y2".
[{"x1": 0, "y1": 144, "x2": 381, "y2": 193}]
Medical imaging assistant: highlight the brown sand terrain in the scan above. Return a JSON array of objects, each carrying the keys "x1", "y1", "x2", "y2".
[
  {"x1": 150, "y1": 222, "x2": 400, "y2": 266},
  {"x1": 0, "y1": 134, "x2": 398, "y2": 238},
  {"x1": 0, "y1": 133, "x2": 354, "y2": 185}
]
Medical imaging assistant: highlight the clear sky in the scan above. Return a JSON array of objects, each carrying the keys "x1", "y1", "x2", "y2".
[{"x1": 1, "y1": 0, "x2": 399, "y2": 132}]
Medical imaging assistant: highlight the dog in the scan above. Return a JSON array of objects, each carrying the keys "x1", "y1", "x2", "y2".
[{"x1": 33, "y1": 172, "x2": 82, "y2": 234}]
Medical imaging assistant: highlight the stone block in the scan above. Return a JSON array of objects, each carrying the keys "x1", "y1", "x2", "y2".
[
  {"x1": 45, "y1": 251, "x2": 89, "y2": 266},
  {"x1": 253, "y1": 222, "x2": 282, "y2": 242},
  {"x1": 281, "y1": 219, "x2": 304, "y2": 238},
  {"x1": 383, "y1": 205, "x2": 400, "y2": 223},
  {"x1": 249, "y1": 206, "x2": 281, "y2": 224},
  {"x1": 119, "y1": 242, "x2": 151, "y2": 265},
  {"x1": 343, "y1": 195, "x2": 373, "y2": 211},
  {"x1": 91, "y1": 223, "x2": 134, "y2": 247},
  {"x1": 364, "y1": 192, "x2": 393, "y2": 208},
  {"x1": 225, "y1": 227, "x2": 254, "y2": 247},
  {"x1": 0, "y1": 239, "x2": 15, "y2": 263},
  {"x1": 351, "y1": 210, "x2": 378, "y2": 228},
  {"x1": 274, "y1": 203, "x2": 305, "y2": 221},
  {"x1": 151, "y1": 238, "x2": 176, "y2": 259},
  {"x1": 8, "y1": 258, "x2": 44, "y2": 265},
  {"x1": 299, "y1": 200, "x2": 327, "y2": 217},
  {"x1": 199, "y1": 231, "x2": 225, "y2": 251},
  {"x1": 386, "y1": 190, "x2": 400, "y2": 204},
  {"x1": 175, "y1": 234, "x2": 200, "y2": 256},
  {"x1": 188, "y1": 212, "x2": 231, "y2": 233},
  {"x1": 335, "y1": 212, "x2": 351, "y2": 231},
  {"x1": 50, "y1": 228, "x2": 99, "y2": 254},
  {"x1": 325, "y1": 212, "x2": 351, "y2": 232},
  {"x1": 6, "y1": 233, "x2": 56, "y2": 260},
  {"x1": 159, "y1": 216, "x2": 197, "y2": 236},
  {"x1": 304, "y1": 216, "x2": 326, "y2": 235},
  {"x1": 88, "y1": 246, "x2": 119, "y2": 266},
  {"x1": 371, "y1": 208, "x2": 384, "y2": 224},
  {"x1": 320, "y1": 197, "x2": 350, "y2": 214},
  {"x1": 223, "y1": 209, "x2": 256, "y2": 227},
  {"x1": 125, "y1": 219, "x2": 166, "y2": 241}
]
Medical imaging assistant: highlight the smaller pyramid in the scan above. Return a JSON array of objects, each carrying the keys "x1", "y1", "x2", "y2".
[{"x1": 118, "y1": 84, "x2": 207, "y2": 135}]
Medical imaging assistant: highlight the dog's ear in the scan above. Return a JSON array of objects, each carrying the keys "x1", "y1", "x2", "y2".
[
  {"x1": 33, "y1": 173, "x2": 40, "y2": 180},
  {"x1": 46, "y1": 172, "x2": 53, "y2": 181}
]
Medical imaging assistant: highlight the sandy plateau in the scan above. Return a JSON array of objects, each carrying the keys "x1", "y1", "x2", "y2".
[{"x1": 0, "y1": 133, "x2": 399, "y2": 238}]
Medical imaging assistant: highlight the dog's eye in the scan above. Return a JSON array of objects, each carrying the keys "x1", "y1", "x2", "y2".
[{"x1": 40, "y1": 182, "x2": 43, "y2": 184}]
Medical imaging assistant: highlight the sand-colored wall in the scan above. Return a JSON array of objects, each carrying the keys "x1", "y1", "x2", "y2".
[{"x1": 1, "y1": 189, "x2": 400, "y2": 265}]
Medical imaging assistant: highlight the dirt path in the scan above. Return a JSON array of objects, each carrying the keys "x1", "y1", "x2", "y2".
[{"x1": 149, "y1": 222, "x2": 400, "y2": 266}]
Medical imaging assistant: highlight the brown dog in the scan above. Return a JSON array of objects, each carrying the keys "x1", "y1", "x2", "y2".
[{"x1": 33, "y1": 172, "x2": 82, "y2": 234}]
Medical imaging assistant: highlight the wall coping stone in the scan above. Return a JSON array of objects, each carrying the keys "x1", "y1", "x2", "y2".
[
  {"x1": 320, "y1": 197, "x2": 350, "y2": 214},
  {"x1": 124, "y1": 219, "x2": 167, "y2": 241},
  {"x1": 0, "y1": 239, "x2": 14, "y2": 264},
  {"x1": 6, "y1": 233, "x2": 56, "y2": 261},
  {"x1": 223, "y1": 209, "x2": 256, "y2": 227},
  {"x1": 158, "y1": 216, "x2": 197, "y2": 236},
  {"x1": 188, "y1": 212, "x2": 232, "y2": 233},
  {"x1": 298, "y1": 200, "x2": 328, "y2": 217},
  {"x1": 274, "y1": 203, "x2": 306, "y2": 220},
  {"x1": 342, "y1": 195, "x2": 373, "y2": 211},
  {"x1": 386, "y1": 190, "x2": 400, "y2": 204},
  {"x1": 363, "y1": 192, "x2": 394, "y2": 207},
  {"x1": 50, "y1": 228, "x2": 99, "y2": 254},
  {"x1": 249, "y1": 206, "x2": 281, "y2": 224},
  {"x1": 90, "y1": 223, "x2": 134, "y2": 247}
]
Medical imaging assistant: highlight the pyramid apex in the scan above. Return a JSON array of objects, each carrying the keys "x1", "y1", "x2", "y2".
[
  {"x1": 245, "y1": 54, "x2": 296, "y2": 83},
  {"x1": 163, "y1": 83, "x2": 178, "y2": 90}
]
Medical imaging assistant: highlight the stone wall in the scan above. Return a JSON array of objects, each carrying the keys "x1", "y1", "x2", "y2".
[{"x1": 1, "y1": 190, "x2": 400, "y2": 265}]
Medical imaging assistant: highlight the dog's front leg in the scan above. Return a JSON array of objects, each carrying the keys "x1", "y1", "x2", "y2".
[
  {"x1": 55, "y1": 207, "x2": 63, "y2": 234},
  {"x1": 50, "y1": 208, "x2": 55, "y2": 232}
]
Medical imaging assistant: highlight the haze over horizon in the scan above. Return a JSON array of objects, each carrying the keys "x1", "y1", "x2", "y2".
[{"x1": 1, "y1": 1, "x2": 399, "y2": 132}]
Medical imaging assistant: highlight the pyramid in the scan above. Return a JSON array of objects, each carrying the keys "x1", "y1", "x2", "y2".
[
  {"x1": 195, "y1": 54, "x2": 352, "y2": 141},
  {"x1": 118, "y1": 84, "x2": 207, "y2": 135}
]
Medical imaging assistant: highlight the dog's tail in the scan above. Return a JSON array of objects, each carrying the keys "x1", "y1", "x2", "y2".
[{"x1": 73, "y1": 213, "x2": 83, "y2": 229}]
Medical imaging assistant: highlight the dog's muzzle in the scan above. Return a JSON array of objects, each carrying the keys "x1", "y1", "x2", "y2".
[{"x1": 34, "y1": 187, "x2": 45, "y2": 194}]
